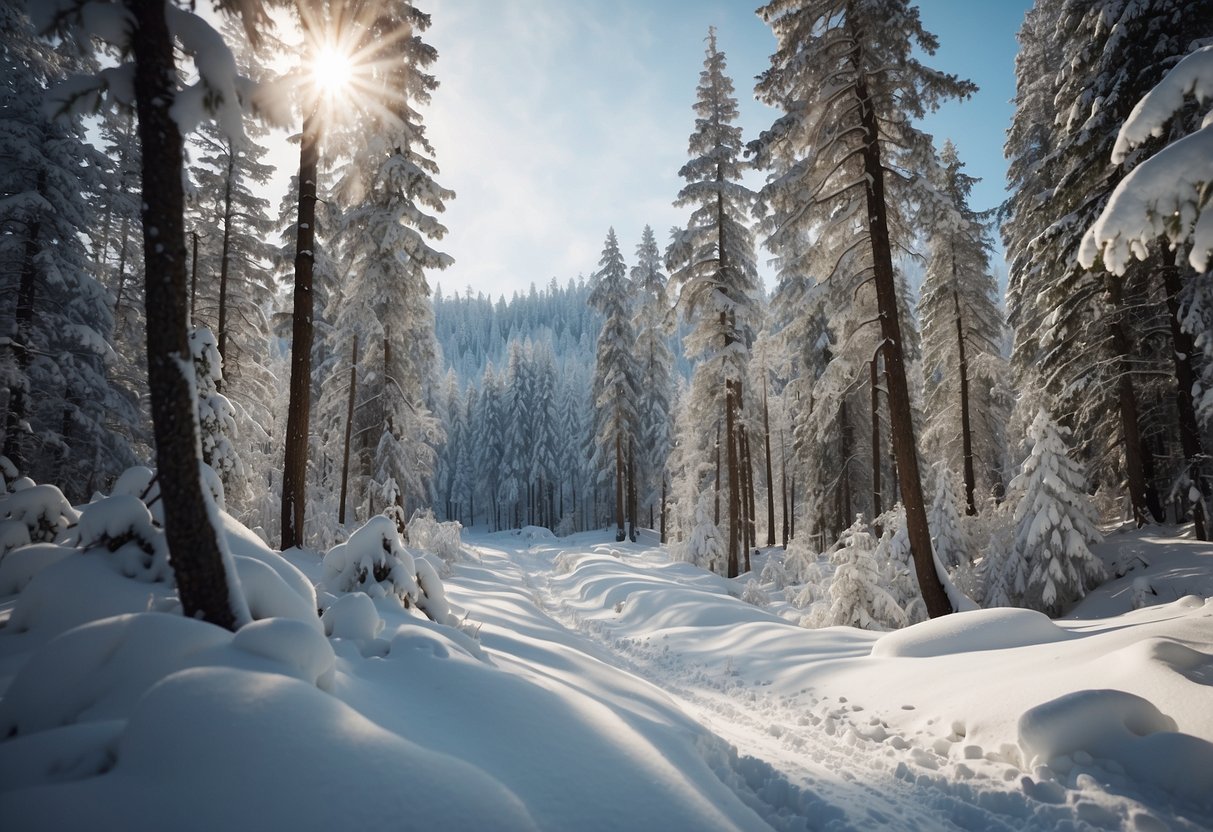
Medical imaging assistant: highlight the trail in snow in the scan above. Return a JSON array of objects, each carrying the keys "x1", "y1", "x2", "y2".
[{"x1": 460, "y1": 531, "x2": 1213, "y2": 832}]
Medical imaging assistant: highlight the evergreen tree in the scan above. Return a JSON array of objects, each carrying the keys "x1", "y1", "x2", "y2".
[
  {"x1": 589, "y1": 228, "x2": 640, "y2": 541},
  {"x1": 632, "y1": 224, "x2": 675, "y2": 534},
  {"x1": 751, "y1": 0, "x2": 974, "y2": 617},
  {"x1": 327, "y1": 0, "x2": 451, "y2": 524},
  {"x1": 1011, "y1": 409, "x2": 1105, "y2": 616},
  {"x1": 927, "y1": 462, "x2": 969, "y2": 572},
  {"x1": 667, "y1": 29, "x2": 759, "y2": 575},
  {"x1": 919, "y1": 141, "x2": 1009, "y2": 512},
  {"x1": 189, "y1": 326, "x2": 243, "y2": 497},
  {"x1": 820, "y1": 516, "x2": 906, "y2": 631},
  {"x1": 0, "y1": 3, "x2": 137, "y2": 498}
]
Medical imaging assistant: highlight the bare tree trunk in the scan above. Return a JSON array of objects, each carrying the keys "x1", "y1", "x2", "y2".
[
  {"x1": 659, "y1": 475, "x2": 667, "y2": 544},
  {"x1": 763, "y1": 379, "x2": 776, "y2": 547},
  {"x1": 129, "y1": 0, "x2": 242, "y2": 630},
  {"x1": 871, "y1": 350, "x2": 883, "y2": 535},
  {"x1": 189, "y1": 229, "x2": 199, "y2": 323},
  {"x1": 338, "y1": 337, "x2": 358, "y2": 526},
  {"x1": 780, "y1": 426, "x2": 789, "y2": 547},
  {"x1": 951, "y1": 285, "x2": 977, "y2": 515},
  {"x1": 627, "y1": 438, "x2": 638, "y2": 541},
  {"x1": 1106, "y1": 273, "x2": 1157, "y2": 527},
  {"x1": 852, "y1": 57, "x2": 951, "y2": 617},
  {"x1": 615, "y1": 431, "x2": 625, "y2": 541},
  {"x1": 215, "y1": 150, "x2": 236, "y2": 369},
  {"x1": 280, "y1": 110, "x2": 319, "y2": 550},
  {"x1": 1161, "y1": 264, "x2": 1208, "y2": 539},
  {"x1": 714, "y1": 419, "x2": 721, "y2": 526},
  {"x1": 726, "y1": 379, "x2": 741, "y2": 578}
]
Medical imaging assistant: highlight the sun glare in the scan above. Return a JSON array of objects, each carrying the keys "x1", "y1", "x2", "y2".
[{"x1": 312, "y1": 45, "x2": 354, "y2": 97}]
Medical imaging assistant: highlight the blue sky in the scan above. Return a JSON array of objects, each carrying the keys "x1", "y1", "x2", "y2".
[{"x1": 420, "y1": 0, "x2": 1033, "y2": 299}]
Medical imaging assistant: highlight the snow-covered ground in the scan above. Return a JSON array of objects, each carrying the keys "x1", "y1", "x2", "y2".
[{"x1": 2, "y1": 510, "x2": 1211, "y2": 831}]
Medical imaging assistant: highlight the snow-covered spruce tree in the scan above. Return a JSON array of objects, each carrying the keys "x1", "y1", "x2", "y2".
[
  {"x1": 1080, "y1": 42, "x2": 1213, "y2": 533},
  {"x1": 919, "y1": 141, "x2": 1009, "y2": 512},
  {"x1": 327, "y1": 0, "x2": 450, "y2": 528},
  {"x1": 528, "y1": 341, "x2": 560, "y2": 528},
  {"x1": 0, "y1": 3, "x2": 139, "y2": 498},
  {"x1": 751, "y1": 0, "x2": 974, "y2": 618},
  {"x1": 874, "y1": 505, "x2": 927, "y2": 624},
  {"x1": 818, "y1": 516, "x2": 906, "y2": 631},
  {"x1": 667, "y1": 28, "x2": 759, "y2": 576},
  {"x1": 189, "y1": 326, "x2": 244, "y2": 498},
  {"x1": 1011, "y1": 409, "x2": 1105, "y2": 617},
  {"x1": 927, "y1": 462, "x2": 970, "y2": 573},
  {"x1": 474, "y1": 364, "x2": 506, "y2": 530},
  {"x1": 499, "y1": 340, "x2": 531, "y2": 528},
  {"x1": 32, "y1": 0, "x2": 269, "y2": 630},
  {"x1": 589, "y1": 228, "x2": 640, "y2": 542},
  {"x1": 1005, "y1": 0, "x2": 1212, "y2": 532},
  {"x1": 632, "y1": 225, "x2": 675, "y2": 537}
]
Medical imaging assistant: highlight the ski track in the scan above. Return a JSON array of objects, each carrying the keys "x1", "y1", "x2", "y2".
[{"x1": 465, "y1": 538, "x2": 1205, "y2": 832}]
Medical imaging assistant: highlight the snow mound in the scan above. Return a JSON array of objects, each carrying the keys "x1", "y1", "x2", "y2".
[
  {"x1": 871, "y1": 608, "x2": 1074, "y2": 658},
  {"x1": 230, "y1": 617, "x2": 334, "y2": 690},
  {"x1": 320, "y1": 515, "x2": 419, "y2": 602},
  {"x1": 2, "y1": 667, "x2": 539, "y2": 831},
  {"x1": 322, "y1": 591, "x2": 383, "y2": 641},
  {"x1": 1018, "y1": 689, "x2": 1213, "y2": 806}
]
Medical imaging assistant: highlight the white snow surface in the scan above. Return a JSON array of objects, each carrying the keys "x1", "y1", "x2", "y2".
[{"x1": 1, "y1": 516, "x2": 1211, "y2": 831}]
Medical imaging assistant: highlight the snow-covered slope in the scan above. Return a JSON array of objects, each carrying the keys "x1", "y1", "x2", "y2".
[{"x1": 1, "y1": 512, "x2": 1211, "y2": 831}]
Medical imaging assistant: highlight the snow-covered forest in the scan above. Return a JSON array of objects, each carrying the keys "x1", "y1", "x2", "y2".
[{"x1": 2, "y1": 0, "x2": 1212, "y2": 829}]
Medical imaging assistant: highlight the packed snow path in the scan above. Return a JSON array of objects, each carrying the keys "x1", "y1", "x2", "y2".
[{"x1": 457, "y1": 529, "x2": 1213, "y2": 832}]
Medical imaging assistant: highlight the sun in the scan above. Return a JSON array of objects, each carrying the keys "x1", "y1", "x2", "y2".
[{"x1": 312, "y1": 45, "x2": 355, "y2": 97}]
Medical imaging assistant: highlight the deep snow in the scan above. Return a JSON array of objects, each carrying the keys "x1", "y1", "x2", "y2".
[{"x1": 1, "y1": 513, "x2": 1211, "y2": 831}]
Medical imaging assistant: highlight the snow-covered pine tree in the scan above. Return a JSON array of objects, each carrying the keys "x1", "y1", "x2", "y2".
[
  {"x1": 327, "y1": 0, "x2": 451, "y2": 525},
  {"x1": 632, "y1": 225, "x2": 675, "y2": 536},
  {"x1": 667, "y1": 29, "x2": 759, "y2": 575},
  {"x1": 1005, "y1": 0, "x2": 1212, "y2": 532},
  {"x1": 0, "y1": 3, "x2": 138, "y2": 498},
  {"x1": 919, "y1": 141, "x2": 1009, "y2": 513},
  {"x1": 751, "y1": 0, "x2": 974, "y2": 618},
  {"x1": 820, "y1": 515, "x2": 906, "y2": 631},
  {"x1": 528, "y1": 341, "x2": 560, "y2": 528},
  {"x1": 589, "y1": 228, "x2": 640, "y2": 542},
  {"x1": 189, "y1": 326, "x2": 244, "y2": 501},
  {"x1": 874, "y1": 505, "x2": 927, "y2": 624},
  {"x1": 927, "y1": 462, "x2": 970, "y2": 573},
  {"x1": 474, "y1": 364, "x2": 506, "y2": 530},
  {"x1": 1011, "y1": 409, "x2": 1105, "y2": 616}
]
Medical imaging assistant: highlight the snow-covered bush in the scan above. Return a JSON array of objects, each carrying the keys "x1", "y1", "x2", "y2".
[
  {"x1": 758, "y1": 549, "x2": 788, "y2": 589},
  {"x1": 0, "y1": 481, "x2": 78, "y2": 543},
  {"x1": 319, "y1": 515, "x2": 456, "y2": 626},
  {"x1": 0, "y1": 455, "x2": 17, "y2": 494},
  {"x1": 740, "y1": 578, "x2": 769, "y2": 607},
  {"x1": 406, "y1": 508, "x2": 465, "y2": 570},
  {"x1": 812, "y1": 516, "x2": 906, "y2": 631},
  {"x1": 72, "y1": 494, "x2": 169, "y2": 582},
  {"x1": 928, "y1": 462, "x2": 970, "y2": 571},
  {"x1": 1011, "y1": 409, "x2": 1105, "y2": 616},
  {"x1": 783, "y1": 532, "x2": 819, "y2": 586},
  {"x1": 684, "y1": 490, "x2": 723, "y2": 573}
]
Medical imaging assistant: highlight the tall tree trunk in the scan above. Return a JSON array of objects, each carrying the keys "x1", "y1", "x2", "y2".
[
  {"x1": 852, "y1": 58, "x2": 952, "y2": 618},
  {"x1": 129, "y1": 0, "x2": 243, "y2": 630},
  {"x1": 280, "y1": 110, "x2": 319, "y2": 550},
  {"x1": 951, "y1": 284, "x2": 977, "y2": 515},
  {"x1": 338, "y1": 336, "x2": 358, "y2": 526},
  {"x1": 726, "y1": 379, "x2": 741, "y2": 578},
  {"x1": 780, "y1": 426, "x2": 789, "y2": 547},
  {"x1": 216, "y1": 151, "x2": 235, "y2": 369},
  {"x1": 114, "y1": 215, "x2": 133, "y2": 324},
  {"x1": 1161, "y1": 264, "x2": 1207, "y2": 539},
  {"x1": 871, "y1": 350, "x2": 883, "y2": 534},
  {"x1": 762, "y1": 379, "x2": 776, "y2": 547},
  {"x1": 1105, "y1": 273, "x2": 1157, "y2": 527},
  {"x1": 189, "y1": 229, "x2": 199, "y2": 323},
  {"x1": 3, "y1": 173, "x2": 43, "y2": 473},
  {"x1": 838, "y1": 397, "x2": 852, "y2": 535},
  {"x1": 714, "y1": 419, "x2": 721, "y2": 526},
  {"x1": 627, "y1": 438, "x2": 638, "y2": 541},
  {"x1": 659, "y1": 475, "x2": 667, "y2": 544},
  {"x1": 614, "y1": 431, "x2": 625, "y2": 541},
  {"x1": 742, "y1": 427, "x2": 757, "y2": 555}
]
